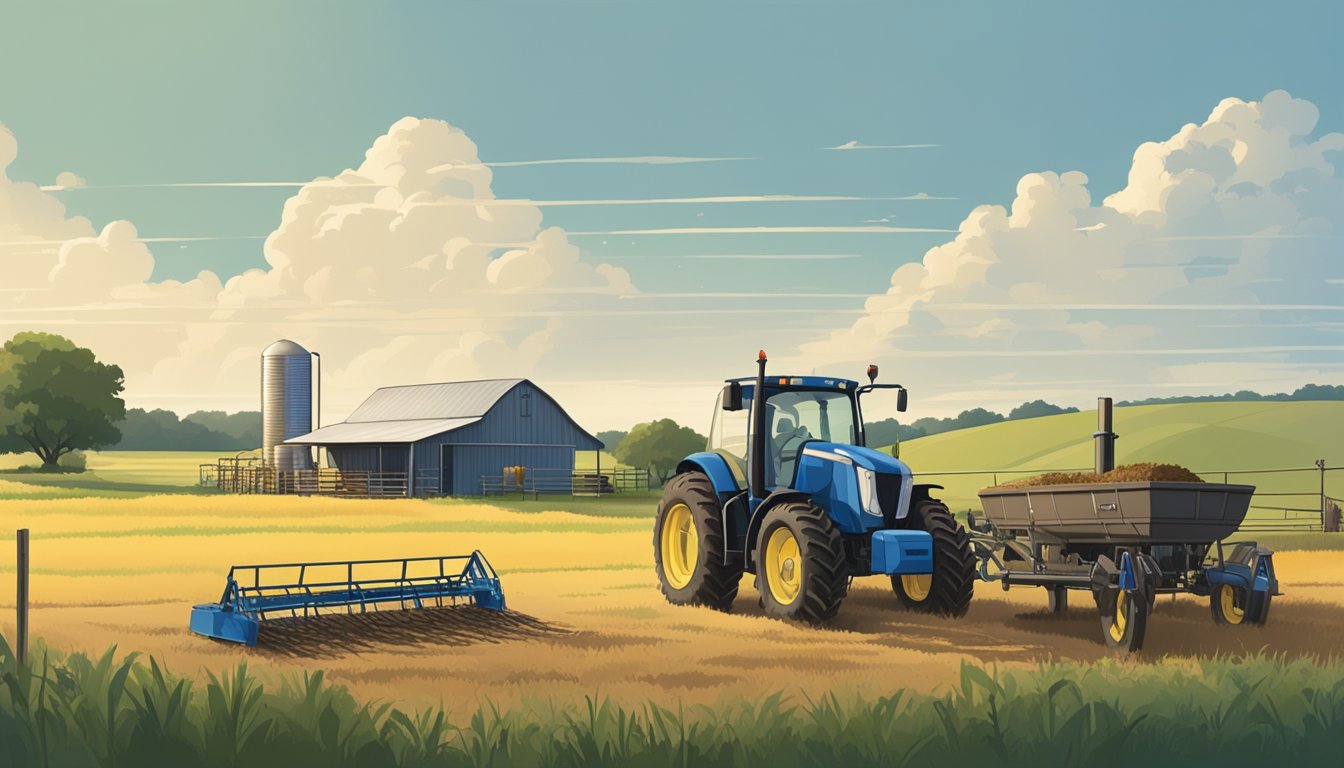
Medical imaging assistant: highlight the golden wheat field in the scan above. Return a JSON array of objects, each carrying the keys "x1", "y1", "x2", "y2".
[{"x1": 2, "y1": 489, "x2": 1343, "y2": 710}]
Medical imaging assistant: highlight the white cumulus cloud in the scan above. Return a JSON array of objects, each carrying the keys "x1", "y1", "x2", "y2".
[{"x1": 793, "y1": 90, "x2": 1344, "y2": 411}]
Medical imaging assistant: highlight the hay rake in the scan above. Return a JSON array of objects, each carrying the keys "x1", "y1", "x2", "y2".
[{"x1": 189, "y1": 551, "x2": 506, "y2": 646}]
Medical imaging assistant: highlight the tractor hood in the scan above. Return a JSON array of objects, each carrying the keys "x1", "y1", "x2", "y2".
[{"x1": 802, "y1": 442, "x2": 912, "y2": 476}]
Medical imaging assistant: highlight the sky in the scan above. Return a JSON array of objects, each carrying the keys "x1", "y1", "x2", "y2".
[{"x1": 0, "y1": 1, "x2": 1341, "y2": 431}]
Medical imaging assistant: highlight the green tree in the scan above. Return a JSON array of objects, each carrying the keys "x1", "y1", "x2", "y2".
[
  {"x1": 1007, "y1": 400, "x2": 1080, "y2": 420},
  {"x1": 0, "y1": 332, "x2": 126, "y2": 469},
  {"x1": 595, "y1": 429, "x2": 628, "y2": 452},
  {"x1": 614, "y1": 419, "x2": 706, "y2": 484}
]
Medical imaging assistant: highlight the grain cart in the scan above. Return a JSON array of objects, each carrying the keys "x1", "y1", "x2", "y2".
[
  {"x1": 968, "y1": 399, "x2": 1280, "y2": 652},
  {"x1": 653, "y1": 351, "x2": 975, "y2": 622}
]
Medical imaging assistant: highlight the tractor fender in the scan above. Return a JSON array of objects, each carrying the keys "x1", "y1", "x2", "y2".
[
  {"x1": 743, "y1": 488, "x2": 813, "y2": 571},
  {"x1": 677, "y1": 453, "x2": 741, "y2": 498}
]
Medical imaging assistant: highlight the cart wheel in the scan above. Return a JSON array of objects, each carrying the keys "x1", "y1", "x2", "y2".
[
  {"x1": 1248, "y1": 590, "x2": 1271, "y2": 625},
  {"x1": 1099, "y1": 587, "x2": 1148, "y2": 652},
  {"x1": 1047, "y1": 588, "x2": 1068, "y2": 614},
  {"x1": 1211, "y1": 584, "x2": 1270, "y2": 626}
]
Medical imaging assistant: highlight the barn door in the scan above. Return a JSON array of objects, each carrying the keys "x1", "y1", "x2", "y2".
[{"x1": 440, "y1": 445, "x2": 455, "y2": 496}]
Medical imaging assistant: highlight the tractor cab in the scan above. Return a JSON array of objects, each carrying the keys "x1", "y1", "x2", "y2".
[{"x1": 709, "y1": 375, "x2": 871, "y2": 492}]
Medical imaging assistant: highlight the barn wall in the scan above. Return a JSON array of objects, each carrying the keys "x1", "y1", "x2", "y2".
[
  {"x1": 412, "y1": 443, "x2": 576, "y2": 495},
  {"x1": 328, "y1": 445, "x2": 379, "y2": 472},
  {"x1": 410, "y1": 383, "x2": 600, "y2": 495},
  {"x1": 327, "y1": 444, "x2": 411, "y2": 473}
]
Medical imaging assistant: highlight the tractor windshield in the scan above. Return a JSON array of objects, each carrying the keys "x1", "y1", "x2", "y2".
[
  {"x1": 708, "y1": 386, "x2": 859, "y2": 490},
  {"x1": 766, "y1": 390, "x2": 857, "y2": 484}
]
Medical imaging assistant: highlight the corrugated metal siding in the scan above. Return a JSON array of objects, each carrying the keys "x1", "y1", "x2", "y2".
[
  {"x1": 433, "y1": 445, "x2": 573, "y2": 495},
  {"x1": 442, "y1": 385, "x2": 602, "y2": 449},
  {"x1": 409, "y1": 384, "x2": 602, "y2": 495},
  {"x1": 329, "y1": 445, "x2": 379, "y2": 472},
  {"x1": 328, "y1": 445, "x2": 411, "y2": 473},
  {"x1": 346, "y1": 379, "x2": 523, "y2": 422}
]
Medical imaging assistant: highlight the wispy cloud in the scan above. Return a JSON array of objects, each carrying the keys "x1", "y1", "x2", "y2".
[
  {"x1": 569, "y1": 225, "x2": 956, "y2": 235},
  {"x1": 624, "y1": 292, "x2": 873, "y2": 299},
  {"x1": 417, "y1": 193, "x2": 953, "y2": 208},
  {"x1": 678, "y1": 253, "x2": 864, "y2": 261},
  {"x1": 426, "y1": 155, "x2": 751, "y2": 172},
  {"x1": 825, "y1": 140, "x2": 940, "y2": 150},
  {"x1": 0, "y1": 235, "x2": 266, "y2": 251}
]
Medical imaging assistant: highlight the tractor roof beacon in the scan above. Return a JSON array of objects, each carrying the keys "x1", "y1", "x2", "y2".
[{"x1": 652, "y1": 351, "x2": 975, "y2": 624}]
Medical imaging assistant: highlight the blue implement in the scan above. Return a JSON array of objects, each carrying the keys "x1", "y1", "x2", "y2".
[{"x1": 189, "y1": 551, "x2": 506, "y2": 646}]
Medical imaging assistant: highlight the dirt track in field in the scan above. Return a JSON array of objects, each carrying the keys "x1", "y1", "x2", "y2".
[{"x1": 3, "y1": 495, "x2": 1343, "y2": 709}]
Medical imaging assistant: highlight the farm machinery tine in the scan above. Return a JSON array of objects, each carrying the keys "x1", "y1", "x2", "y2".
[{"x1": 189, "y1": 551, "x2": 506, "y2": 646}]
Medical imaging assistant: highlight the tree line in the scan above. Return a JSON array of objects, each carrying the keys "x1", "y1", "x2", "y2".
[{"x1": 4, "y1": 331, "x2": 1342, "y2": 475}]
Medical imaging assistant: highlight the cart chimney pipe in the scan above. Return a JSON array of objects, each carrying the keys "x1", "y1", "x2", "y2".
[
  {"x1": 751, "y1": 350, "x2": 768, "y2": 498},
  {"x1": 1094, "y1": 397, "x2": 1117, "y2": 474}
]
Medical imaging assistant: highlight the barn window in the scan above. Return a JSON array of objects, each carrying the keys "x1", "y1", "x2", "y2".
[{"x1": 521, "y1": 391, "x2": 532, "y2": 417}]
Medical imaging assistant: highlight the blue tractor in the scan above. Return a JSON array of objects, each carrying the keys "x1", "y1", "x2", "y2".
[{"x1": 654, "y1": 351, "x2": 975, "y2": 622}]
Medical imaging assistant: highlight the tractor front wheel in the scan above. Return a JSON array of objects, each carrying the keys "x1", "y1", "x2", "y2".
[
  {"x1": 891, "y1": 501, "x2": 975, "y2": 616},
  {"x1": 755, "y1": 501, "x2": 849, "y2": 623},
  {"x1": 653, "y1": 472, "x2": 742, "y2": 610}
]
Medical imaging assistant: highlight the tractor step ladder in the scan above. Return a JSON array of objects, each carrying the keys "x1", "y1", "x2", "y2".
[{"x1": 189, "y1": 551, "x2": 506, "y2": 646}]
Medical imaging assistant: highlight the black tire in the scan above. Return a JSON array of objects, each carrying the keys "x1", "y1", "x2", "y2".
[
  {"x1": 1098, "y1": 586, "x2": 1148, "y2": 652},
  {"x1": 1047, "y1": 587, "x2": 1068, "y2": 614},
  {"x1": 653, "y1": 472, "x2": 742, "y2": 610},
  {"x1": 754, "y1": 501, "x2": 849, "y2": 623},
  {"x1": 890, "y1": 501, "x2": 975, "y2": 617},
  {"x1": 1248, "y1": 590, "x2": 1272, "y2": 625},
  {"x1": 1210, "y1": 582, "x2": 1271, "y2": 626}
]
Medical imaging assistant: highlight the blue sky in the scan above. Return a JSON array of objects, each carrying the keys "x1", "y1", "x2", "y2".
[
  {"x1": 1, "y1": 1, "x2": 1340, "y2": 427},
  {"x1": 5, "y1": 1, "x2": 1337, "y2": 287}
]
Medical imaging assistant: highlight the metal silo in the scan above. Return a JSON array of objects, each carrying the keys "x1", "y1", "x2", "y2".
[{"x1": 262, "y1": 339, "x2": 316, "y2": 468}]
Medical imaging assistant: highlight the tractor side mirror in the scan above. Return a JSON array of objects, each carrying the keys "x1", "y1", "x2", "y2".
[
  {"x1": 897, "y1": 387, "x2": 908, "y2": 413},
  {"x1": 722, "y1": 382, "x2": 743, "y2": 411}
]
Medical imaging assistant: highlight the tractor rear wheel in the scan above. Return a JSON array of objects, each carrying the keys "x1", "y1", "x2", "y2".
[
  {"x1": 891, "y1": 501, "x2": 975, "y2": 617},
  {"x1": 653, "y1": 472, "x2": 742, "y2": 610},
  {"x1": 755, "y1": 501, "x2": 849, "y2": 623}
]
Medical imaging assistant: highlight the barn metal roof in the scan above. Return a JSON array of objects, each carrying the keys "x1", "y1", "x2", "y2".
[
  {"x1": 283, "y1": 417, "x2": 481, "y2": 445},
  {"x1": 345, "y1": 379, "x2": 525, "y2": 423}
]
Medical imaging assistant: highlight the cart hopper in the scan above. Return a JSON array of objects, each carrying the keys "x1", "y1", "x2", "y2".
[{"x1": 978, "y1": 481, "x2": 1255, "y2": 545}]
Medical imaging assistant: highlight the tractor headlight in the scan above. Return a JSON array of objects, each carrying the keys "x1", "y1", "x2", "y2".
[{"x1": 855, "y1": 466, "x2": 883, "y2": 518}]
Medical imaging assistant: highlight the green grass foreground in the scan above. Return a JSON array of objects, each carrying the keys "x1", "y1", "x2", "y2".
[{"x1": 2, "y1": 640, "x2": 1342, "y2": 767}]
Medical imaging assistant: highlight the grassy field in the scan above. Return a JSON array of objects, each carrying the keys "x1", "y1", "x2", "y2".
[
  {"x1": 2, "y1": 487, "x2": 1343, "y2": 713},
  {"x1": 0, "y1": 450, "x2": 219, "y2": 499},
  {"x1": 4, "y1": 641, "x2": 1341, "y2": 767},
  {"x1": 897, "y1": 401, "x2": 1344, "y2": 515},
  {"x1": 0, "y1": 434, "x2": 1341, "y2": 737}
]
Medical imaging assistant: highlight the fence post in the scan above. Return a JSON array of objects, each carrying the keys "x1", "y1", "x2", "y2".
[
  {"x1": 1318, "y1": 459, "x2": 1327, "y2": 531},
  {"x1": 16, "y1": 528, "x2": 29, "y2": 665}
]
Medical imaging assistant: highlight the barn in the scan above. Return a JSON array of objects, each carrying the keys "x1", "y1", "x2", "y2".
[{"x1": 283, "y1": 379, "x2": 603, "y2": 497}]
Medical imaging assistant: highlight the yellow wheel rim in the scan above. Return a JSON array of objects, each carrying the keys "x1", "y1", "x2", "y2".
[
  {"x1": 1109, "y1": 591, "x2": 1129, "y2": 642},
  {"x1": 763, "y1": 527, "x2": 802, "y2": 605},
  {"x1": 1219, "y1": 584, "x2": 1245, "y2": 625},
  {"x1": 660, "y1": 503, "x2": 698, "y2": 589},
  {"x1": 901, "y1": 573, "x2": 933, "y2": 602}
]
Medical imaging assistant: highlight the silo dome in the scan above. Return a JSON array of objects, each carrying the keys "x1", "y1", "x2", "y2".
[{"x1": 261, "y1": 339, "x2": 314, "y2": 468}]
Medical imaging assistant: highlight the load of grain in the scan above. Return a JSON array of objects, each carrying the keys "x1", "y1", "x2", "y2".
[{"x1": 998, "y1": 462, "x2": 1204, "y2": 488}]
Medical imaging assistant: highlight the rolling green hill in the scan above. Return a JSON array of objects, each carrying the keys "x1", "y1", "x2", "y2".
[{"x1": 895, "y1": 401, "x2": 1344, "y2": 520}]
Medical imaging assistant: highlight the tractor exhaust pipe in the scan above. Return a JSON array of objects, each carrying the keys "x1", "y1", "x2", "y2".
[{"x1": 751, "y1": 350, "x2": 769, "y2": 498}]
